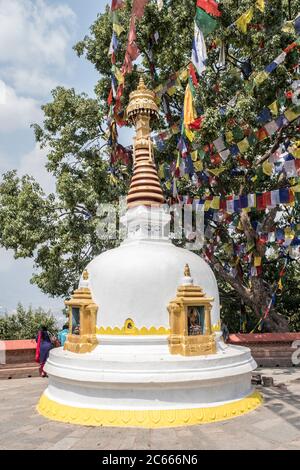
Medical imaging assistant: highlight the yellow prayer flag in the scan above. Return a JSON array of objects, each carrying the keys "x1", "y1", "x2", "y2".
[
  {"x1": 154, "y1": 84, "x2": 163, "y2": 93},
  {"x1": 204, "y1": 200, "x2": 211, "y2": 211},
  {"x1": 158, "y1": 164, "x2": 165, "y2": 179},
  {"x1": 290, "y1": 147, "x2": 300, "y2": 159},
  {"x1": 211, "y1": 197, "x2": 220, "y2": 210},
  {"x1": 208, "y1": 166, "x2": 226, "y2": 176},
  {"x1": 282, "y1": 21, "x2": 295, "y2": 34},
  {"x1": 236, "y1": 7, "x2": 254, "y2": 34},
  {"x1": 263, "y1": 160, "x2": 274, "y2": 176},
  {"x1": 191, "y1": 151, "x2": 198, "y2": 162},
  {"x1": 179, "y1": 68, "x2": 189, "y2": 82},
  {"x1": 254, "y1": 71, "x2": 269, "y2": 86},
  {"x1": 185, "y1": 127, "x2": 195, "y2": 142},
  {"x1": 292, "y1": 184, "x2": 300, "y2": 192},
  {"x1": 237, "y1": 137, "x2": 250, "y2": 154},
  {"x1": 254, "y1": 256, "x2": 262, "y2": 267},
  {"x1": 194, "y1": 160, "x2": 203, "y2": 172},
  {"x1": 167, "y1": 86, "x2": 177, "y2": 96},
  {"x1": 285, "y1": 108, "x2": 300, "y2": 122},
  {"x1": 278, "y1": 278, "x2": 283, "y2": 290},
  {"x1": 184, "y1": 83, "x2": 196, "y2": 128},
  {"x1": 113, "y1": 66, "x2": 124, "y2": 85},
  {"x1": 165, "y1": 181, "x2": 171, "y2": 190},
  {"x1": 256, "y1": 0, "x2": 265, "y2": 12},
  {"x1": 113, "y1": 23, "x2": 124, "y2": 36},
  {"x1": 225, "y1": 131, "x2": 234, "y2": 143},
  {"x1": 268, "y1": 101, "x2": 279, "y2": 116}
]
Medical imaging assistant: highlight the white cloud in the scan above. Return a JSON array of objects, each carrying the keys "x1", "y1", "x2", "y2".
[
  {"x1": 0, "y1": 79, "x2": 42, "y2": 132},
  {"x1": 1, "y1": 68, "x2": 58, "y2": 98},
  {"x1": 17, "y1": 143, "x2": 55, "y2": 194},
  {"x1": 0, "y1": 0, "x2": 76, "y2": 97}
]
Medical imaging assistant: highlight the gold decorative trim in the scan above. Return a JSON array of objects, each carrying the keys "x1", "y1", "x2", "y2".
[
  {"x1": 37, "y1": 391, "x2": 262, "y2": 428},
  {"x1": 96, "y1": 325, "x2": 170, "y2": 336},
  {"x1": 212, "y1": 321, "x2": 221, "y2": 332}
]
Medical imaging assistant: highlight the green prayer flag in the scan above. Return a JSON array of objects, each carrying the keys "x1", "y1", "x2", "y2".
[
  {"x1": 195, "y1": 7, "x2": 218, "y2": 37},
  {"x1": 232, "y1": 126, "x2": 244, "y2": 141}
]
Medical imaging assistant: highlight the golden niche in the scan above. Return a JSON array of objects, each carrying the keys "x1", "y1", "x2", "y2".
[
  {"x1": 64, "y1": 270, "x2": 98, "y2": 354},
  {"x1": 167, "y1": 264, "x2": 216, "y2": 356}
]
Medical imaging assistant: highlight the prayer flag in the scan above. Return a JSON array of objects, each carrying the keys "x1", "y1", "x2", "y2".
[
  {"x1": 237, "y1": 137, "x2": 250, "y2": 154},
  {"x1": 236, "y1": 8, "x2": 254, "y2": 34},
  {"x1": 191, "y1": 21, "x2": 207, "y2": 75},
  {"x1": 111, "y1": 0, "x2": 124, "y2": 10},
  {"x1": 195, "y1": 7, "x2": 218, "y2": 37},
  {"x1": 133, "y1": 0, "x2": 149, "y2": 19},
  {"x1": 197, "y1": 0, "x2": 221, "y2": 17},
  {"x1": 256, "y1": 0, "x2": 265, "y2": 12},
  {"x1": 157, "y1": 0, "x2": 163, "y2": 10},
  {"x1": 184, "y1": 82, "x2": 197, "y2": 128}
]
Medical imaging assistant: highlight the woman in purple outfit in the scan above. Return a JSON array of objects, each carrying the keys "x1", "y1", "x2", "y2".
[{"x1": 36, "y1": 326, "x2": 53, "y2": 377}]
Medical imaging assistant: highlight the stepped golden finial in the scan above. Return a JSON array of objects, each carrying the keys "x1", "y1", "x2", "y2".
[
  {"x1": 137, "y1": 76, "x2": 146, "y2": 90},
  {"x1": 83, "y1": 270, "x2": 89, "y2": 280},
  {"x1": 126, "y1": 77, "x2": 164, "y2": 209},
  {"x1": 184, "y1": 264, "x2": 191, "y2": 277}
]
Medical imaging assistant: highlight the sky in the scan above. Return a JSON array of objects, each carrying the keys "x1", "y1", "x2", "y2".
[{"x1": 0, "y1": 0, "x2": 117, "y2": 319}]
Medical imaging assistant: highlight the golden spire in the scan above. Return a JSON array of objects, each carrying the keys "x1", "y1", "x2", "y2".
[
  {"x1": 184, "y1": 264, "x2": 191, "y2": 277},
  {"x1": 83, "y1": 270, "x2": 89, "y2": 280},
  {"x1": 126, "y1": 77, "x2": 164, "y2": 209}
]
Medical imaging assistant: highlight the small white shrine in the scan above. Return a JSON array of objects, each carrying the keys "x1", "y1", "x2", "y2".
[{"x1": 37, "y1": 79, "x2": 261, "y2": 427}]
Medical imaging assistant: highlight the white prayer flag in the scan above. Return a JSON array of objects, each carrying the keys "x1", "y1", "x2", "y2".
[{"x1": 191, "y1": 21, "x2": 207, "y2": 76}]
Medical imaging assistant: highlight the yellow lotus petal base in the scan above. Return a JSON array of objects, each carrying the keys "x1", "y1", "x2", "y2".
[{"x1": 37, "y1": 391, "x2": 262, "y2": 428}]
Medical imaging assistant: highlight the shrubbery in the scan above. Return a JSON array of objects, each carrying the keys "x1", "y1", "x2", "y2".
[{"x1": 0, "y1": 303, "x2": 58, "y2": 340}]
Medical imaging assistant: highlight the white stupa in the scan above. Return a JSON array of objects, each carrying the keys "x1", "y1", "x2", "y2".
[{"x1": 37, "y1": 79, "x2": 261, "y2": 427}]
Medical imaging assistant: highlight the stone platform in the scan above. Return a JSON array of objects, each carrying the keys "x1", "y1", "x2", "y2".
[
  {"x1": 229, "y1": 333, "x2": 300, "y2": 367},
  {"x1": 0, "y1": 369, "x2": 299, "y2": 450}
]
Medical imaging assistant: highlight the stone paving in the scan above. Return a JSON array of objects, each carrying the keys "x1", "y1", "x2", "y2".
[{"x1": 0, "y1": 368, "x2": 299, "y2": 450}]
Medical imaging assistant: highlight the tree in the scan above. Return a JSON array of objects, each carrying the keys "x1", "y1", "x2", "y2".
[
  {"x1": 0, "y1": 0, "x2": 299, "y2": 330},
  {"x1": 0, "y1": 303, "x2": 58, "y2": 340}
]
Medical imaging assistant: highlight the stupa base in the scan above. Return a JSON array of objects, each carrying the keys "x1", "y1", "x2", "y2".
[
  {"x1": 37, "y1": 390, "x2": 262, "y2": 428},
  {"x1": 37, "y1": 335, "x2": 262, "y2": 428}
]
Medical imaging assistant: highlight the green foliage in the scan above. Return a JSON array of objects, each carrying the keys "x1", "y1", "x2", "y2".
[
  {"x1": 0, "y1": 0, "x2": 299, "y2": 331},
  {"x1": 0, "y1": 303, "x2": 58, "y2": 340}
]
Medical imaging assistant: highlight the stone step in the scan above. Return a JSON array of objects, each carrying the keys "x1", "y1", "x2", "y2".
[{"x1": 0, "y1": 362, "x2": 39, "y2": 380}]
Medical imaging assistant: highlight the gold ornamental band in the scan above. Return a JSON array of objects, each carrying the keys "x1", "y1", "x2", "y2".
[{"x1": 37, "y1": 391, "x2": 263, "y2": 428}]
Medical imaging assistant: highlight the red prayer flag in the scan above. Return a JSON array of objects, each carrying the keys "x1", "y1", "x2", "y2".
[
  {"x1": 196, "y1": 0, "x2": 222, "y2": 17},
  {"x1": 256, "y1": 194, "x2": 265, "y2": 210},
  {"x1": 122, "y1": 17, "x2": 140, "y2": 74},
  {"x1": 256, "y1": 127, "x2": 268, "y2": 141},
  {"x1": 132, "y1": 0, "x2": 149, "y2": 19},
  {"x1": 263, "y1": 191, "x2": 271, "y2": 208},
  {"x1": 189, "y1": 63, "x2": 198, "y2": 86},
  {"x1": 284, "y1": 42, "x2": 297, "y2": 53},
  {"x1": 111, "y1": 0, "x2": 124, "y2": 10},
  {"x1": 289, "y1": 188, "x2": 295, "y2": 204},
  {"x1": 189, "y1": 116, "x2": 204, "y2": 130},
  {"x1": 220, "y1": 198, "x2": 226, "y2": 210},
  {"x1": 211, "y1": 154, "x2": 221, "y2": 165},
  {"x1": 107, "y1": 87, "x2": 113, "y2": 106}
]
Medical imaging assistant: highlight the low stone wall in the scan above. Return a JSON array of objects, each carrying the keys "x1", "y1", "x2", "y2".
[
  {"x1": 0, "y1": 339, "x2": 36, "y2": 364},
  {"x1": 0, "y1": 340, "x2": 39, "y2": 379},
  {"x1": 229, "y1": 333, "x2": 300, "y2": 367}
]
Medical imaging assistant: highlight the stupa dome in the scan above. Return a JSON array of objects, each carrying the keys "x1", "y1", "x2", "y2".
[{"x1": 84, "y1": 239, "x2": 220, "y2": 333}]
